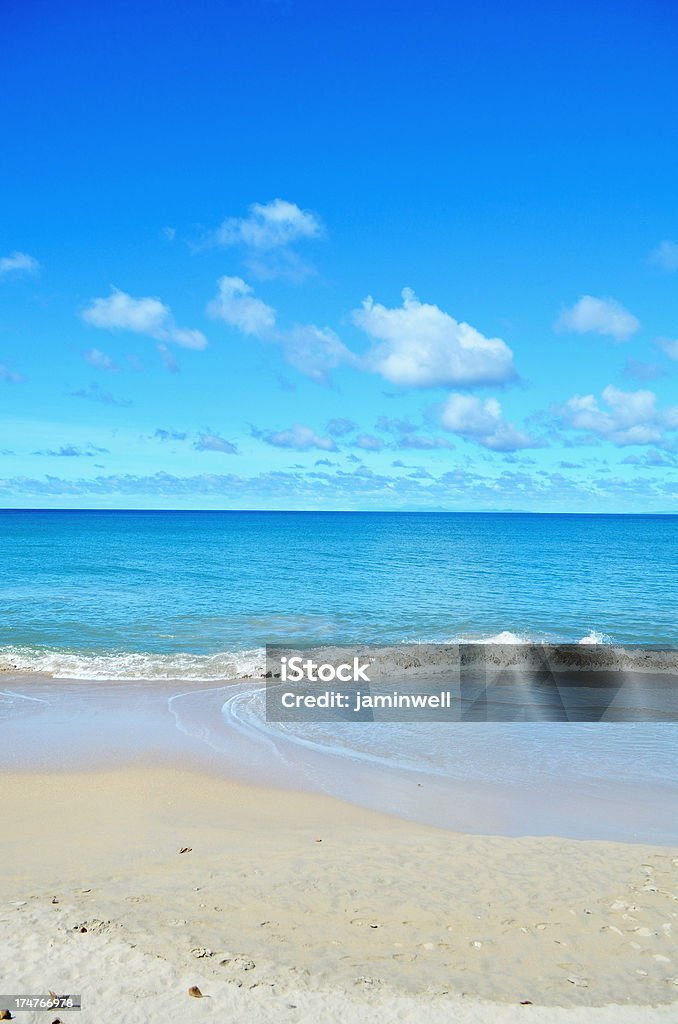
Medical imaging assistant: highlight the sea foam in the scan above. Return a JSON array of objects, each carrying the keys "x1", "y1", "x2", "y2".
[
  {"x1": 2, "y1": 632, "x2": 675, "y2": 681},
  {"x1": 0, "y1": 645, "x2": 266, "y2": 681}
]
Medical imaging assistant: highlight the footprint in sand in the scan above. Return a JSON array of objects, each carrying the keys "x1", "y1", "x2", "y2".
[
  {"x1": 73, "y1": 919, "x2": 110, "y2": 934},
  {"x1": 220, "y1": 955, "x2": 256, "y2": 971}
]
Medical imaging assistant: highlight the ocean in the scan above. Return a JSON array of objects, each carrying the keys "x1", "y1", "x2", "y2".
[
  {"x1": 1, "y1": 509, "x2": 676, "y2": 675},
  {"x1": 1, "y1": 509, "x2": 677, "y2": 841}
]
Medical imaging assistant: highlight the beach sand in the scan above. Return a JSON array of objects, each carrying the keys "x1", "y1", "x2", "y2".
[{"x1": 1, "y1": 766, "x2": 677, "y2": 1023}]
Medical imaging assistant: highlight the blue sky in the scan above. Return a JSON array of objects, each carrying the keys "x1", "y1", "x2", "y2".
[{"x1": 1, "y1": 0, "x2": 678, "y2": 510}]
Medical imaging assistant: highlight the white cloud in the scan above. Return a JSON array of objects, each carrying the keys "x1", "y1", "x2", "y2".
[
  {"x1": 253, "y1": 424, "x2": 338, "y2": 452},
  {"x1": 657, "y1": 337, "x2": 678, "y2": 361},
  {"x1": 3, "y1": 464, "x2": 673, "y2": 510},
  {"x1": 440, "y1": 394, "x2": 538, "y2": 451},
  {"x1": 207, "y1": 277, "x2": 355, "y2": 383},
  {"x1": 207, "y1": 276, "x2": 277, "y2": 337},
  {"x1": 649, "y1": 240, "x2": 678, "y2": 272},
  {"x1": 207, "y1": 199, "x2": 324, "y2": 281},
  {"x1": 194, "y1": 432, "x2": 237, "y2": 454},
  {"x1": 213, "y1": 199, "x2": 322, "y2": 251},
  {"x1": 170, "y1": 327, "x2": 207, "y2": 348},
  {"x1": 555, "y1": 295, "x2": 639, "y2": 342},
  {"x1": 560, "y1": 385, "x2": 678, "y2": 446},
  {"x1": 353, "y1": 288, "x2": 516, "y2": 388},
  {"x1": 0, "y1": 251, "x2": 39, "y2": 278},
  {"x1": 85, "y1": 347, "x2": 118, "y2": 371},
  {"x1": 280, "y1": 324, "x2": 357, "y2": 383},
  {"x1": 154, "y1": 428, "x2": 187, "y2": 442},
  {"x1": 355, "y1": 434, "x2": 385, "y2": 451},
  {"x1": 32, "y1": 443, "x2": 109, "y2": 458},
  {"x1": 327, "y1": 418, "x2": 358, "y2": 437},
  {"x1": 396, "y1": 434, "x2": 453, "y2": 450},
  {"x1": 211, "y1": 280, "x2": 511, "y2": 388},
  {"x1": 376, "y1": 416, "x2": 418, "y2": 434},
  {"x1": 82, "y1": 287, "x2": 207, "y2": 350}
]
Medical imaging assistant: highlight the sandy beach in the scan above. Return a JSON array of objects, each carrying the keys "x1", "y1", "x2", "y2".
[
  {"x1": 4, "y1": 0, "x2": 678, "y2": 1008},
  {"x1": 1, "y1": 761, "x2": 677, "y2": 1023}
]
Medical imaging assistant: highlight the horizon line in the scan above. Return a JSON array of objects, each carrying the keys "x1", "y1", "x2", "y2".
[{"x1": 0, "y1": 508, "x2": 676, "y2": 516}]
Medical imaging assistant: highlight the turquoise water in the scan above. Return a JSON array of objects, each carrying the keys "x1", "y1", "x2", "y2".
[
  {"x1": 0, "y1": 510, "x2": 676, "y2": 677},
  {"x1": 1, "y1": 510, "x2": 676, "y2": 840}
]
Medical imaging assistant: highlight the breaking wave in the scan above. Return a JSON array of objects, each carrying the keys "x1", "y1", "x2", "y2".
[
  {"x1": 1, "y1": 629, "x2": 676, "y2": 681},
  {"x1": 0, "y1": 646, "x2": 266, "y2": 681}
]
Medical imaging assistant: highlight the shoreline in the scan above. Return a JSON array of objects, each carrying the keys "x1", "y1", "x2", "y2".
[{"x1": 2, "y1": 673, "x2": 678, "y2": 845}]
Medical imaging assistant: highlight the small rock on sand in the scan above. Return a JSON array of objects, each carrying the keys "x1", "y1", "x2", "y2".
[{"x1": 187, "y1": 986, "x2": 203, "y2": 998}]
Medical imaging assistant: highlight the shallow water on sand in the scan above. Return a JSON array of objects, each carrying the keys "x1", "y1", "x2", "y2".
[{"x1": 2, "y1": 676, "x2": 676, "y2": 844}]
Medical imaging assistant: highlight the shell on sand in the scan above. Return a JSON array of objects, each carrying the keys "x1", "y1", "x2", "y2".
[
  {"x1": 187, "y1": 986, "x2": 203, "y2": 998},
  {"x1": 178, "y1": 847, "x2": 192, "y2": 854}
]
